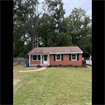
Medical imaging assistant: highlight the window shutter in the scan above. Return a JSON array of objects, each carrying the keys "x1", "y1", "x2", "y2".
[
  {"x1": 61, "y1": 54, "x2": 63, "y2": 60},
  {"x1": 77, "y1": 54, "x2": 79, "y2": 60},
  {"x1": 54, "y1": 54, "x2": 55, "y2": 61},
  {"x1": 69, "y1": 54, "x2": 71, "y2": 60}
]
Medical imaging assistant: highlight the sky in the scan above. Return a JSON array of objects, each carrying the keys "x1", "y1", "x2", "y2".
[{"x1": 62, "y1": 0, "x2": 92, "y2": 19}]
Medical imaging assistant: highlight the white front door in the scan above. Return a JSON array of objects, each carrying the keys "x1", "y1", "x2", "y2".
[{"x1": 43, "y1": 55, "x2": 48, "y2": 65}]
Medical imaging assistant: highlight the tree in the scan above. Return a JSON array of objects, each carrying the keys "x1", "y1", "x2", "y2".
[
  {"x1": 40, "y1": 0, "x2": 66, "y2": 47},
  {"x1": 66, "y1": 7, "x2": 92, "y2": 54}
]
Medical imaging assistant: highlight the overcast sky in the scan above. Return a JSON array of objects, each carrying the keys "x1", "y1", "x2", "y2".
[{"x1": 62, "y1": 0, "x2": 92, "y2": 19}]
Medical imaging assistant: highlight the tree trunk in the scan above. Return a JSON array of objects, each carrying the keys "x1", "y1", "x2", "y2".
[{"x1": 31, "y1": 34, "x2": 35, "y2": 49}]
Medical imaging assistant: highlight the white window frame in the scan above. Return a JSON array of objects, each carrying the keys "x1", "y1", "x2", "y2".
[
  {"x1": 71, "y1": 54, "x2": 77, "y2": 61},
  {"x1": 56, "y1": 54, "x2": 61, "y2": 61},
  {"x1": 32, "y1": 55, "x2": 41, "y2": 61}
]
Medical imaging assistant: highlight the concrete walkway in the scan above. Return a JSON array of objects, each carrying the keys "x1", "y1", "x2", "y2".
[{"x1": 18, "y1": 67, "x2": 47, "y2": 72}]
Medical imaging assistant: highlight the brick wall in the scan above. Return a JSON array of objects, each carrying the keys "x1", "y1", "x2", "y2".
[
  {"x1": 50, "y1": 54, "x2": 82, "y2": 66},
  {"x1": 30, "y1": 55, "x2": 40, "y2": 64}
]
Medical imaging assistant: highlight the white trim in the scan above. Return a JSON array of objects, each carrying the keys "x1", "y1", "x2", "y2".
[
  {"x1": 71, "y1": 54, "x2": 77, "y2": 61},
  {"x1": 56, "y1": 54, "x2": 61, "y2": 61},
  {"x1": 29, "y1": 55, "x2": 30, "y2": 66},
  {"x1": 49, "y1": 52, "x2": 83, "y2": 54},
  {"x1": 48, "y1": 54, "x2": 49, "y2": 65},
  {"x1": 28, "y1": 52, "x2": 83, "y2": 55},
  {"x1": 40, "y1": 54, "x2": 42, "y2": 65},
  {"x1": 49, "y1": 54, "x2": 50, "y2": 65},
  {"x1": 32, "y1": 55, "x2": 41, "y2": 61},
  {"x1": 28, "y1": 53, "x2": 48, "y2": 55}
]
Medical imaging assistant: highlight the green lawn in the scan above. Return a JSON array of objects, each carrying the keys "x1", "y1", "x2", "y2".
[{"x1": 13, "y1": 64, "x2": 92, "y2": 105}]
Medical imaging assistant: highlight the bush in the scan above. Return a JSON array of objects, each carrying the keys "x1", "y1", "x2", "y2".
[
  {"x1": 54, "y1": 65, "x2": 57, "y2": 67},
  {"x1": 37, "y1": 64, "x2": 41, "y2": 67},
  {"x1": 64, "y1": 65, "x2": 67, "y2": 67},
  {"x1": 82, "y1": 64, "x2": 86, "y2": 67},
  {"x1": 69, "y1": 65, "x2": 72, "y2": 67},
  {"x1": 82, "y1": 60, "x2": 86, "y2": 65},
  {"x1": 48, "y1": 65, "x2": 52, "y2": 67},
  {"x1": 59, "y1": 64, "x2": 62, "y2": 66},
  {"x1": 75, "y1": 65, "x2": 78, "y2": 67}
]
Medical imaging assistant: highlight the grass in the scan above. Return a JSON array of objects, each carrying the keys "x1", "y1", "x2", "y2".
[
  {"x1": 13, "y1": 64, "x2": 38, "y2": 79},
  {"x1": 13, "y1": 64, "x2": 92, "y2": 105}
]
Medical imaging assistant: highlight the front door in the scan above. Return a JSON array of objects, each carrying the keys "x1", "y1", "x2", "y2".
[{"x1": 43, "y1": 55, "x2": 48, "y2": 65}]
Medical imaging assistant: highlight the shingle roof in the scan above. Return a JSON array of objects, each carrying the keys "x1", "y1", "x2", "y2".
[{"x1": 28, "y1": 46, "x2": 83, "y2": 55}]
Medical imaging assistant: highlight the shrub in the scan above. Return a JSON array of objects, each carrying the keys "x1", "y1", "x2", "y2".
[
  {"x1": 75, "y1": 65, "x2": 78, "y2": 67},
  {"x1": 82, "y1": 60, "x2": 86, "y2": 65},
  {"x1": 37, "y1": 64, "x2": 41, "y2": 67},
  {"x1": 82, "y1": 64, "x2": 86, "y2": 67},
  {"x1": 59, "y1": 64, "x2": 62, "y2": 66},
  {"x1": 84, "y1": 64, "x2": 86, "y2": 66},
  {"x1": 48, "y1": 65, "x2": 52, "y2": 67},
  {"x1": 69, "y1": 64, "x2": 72, "y2": 67},
  {"x1": 64, "y1": 65, "x2": 67, "y2": 67},
  {"x1": 54, "y1": 65, "x2": 57, "y2": 67}
]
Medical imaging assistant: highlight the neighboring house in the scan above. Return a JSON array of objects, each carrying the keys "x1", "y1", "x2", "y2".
[{"x1": 28, "y1": 46, "x2": 83, "y2": 66}]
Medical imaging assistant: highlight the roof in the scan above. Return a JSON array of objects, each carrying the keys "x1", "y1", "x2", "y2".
[{"x1": 28, "y1": 46, "x2": 83, "y2": 55}]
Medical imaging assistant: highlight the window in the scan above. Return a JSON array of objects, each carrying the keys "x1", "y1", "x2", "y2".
[
  {"x1": 71, "y1": 54, "x2": 77, "y2": 61},
  {"x1": 33, "y1": 55, "x2": 37, "y2": 60},
  {"x1": 56, "y1": 54, "x2": 61, "y2": 61},
  {"x1": 38, "y1": 55, "x2": 41, "y2": 60},
  {"x1": 44, "y1": 55, "x2": 47, "y2": 61},
  {"x1": 33, "y1": 55, "x2": 41, "y2": 61}
]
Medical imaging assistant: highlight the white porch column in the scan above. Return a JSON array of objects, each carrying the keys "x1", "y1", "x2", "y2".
[
  {"x1": 40, "y1": 54, "x2": 42, "y2": 65},
  {"x1": 48, "y1": 54, "x2": 50, "y2": 65},
  {"x1": 49, "y1": 54, "x2": 50, "y2": 65},
  {"x1": 29, "y1": 55, "x2": 30, "y2": 66}
]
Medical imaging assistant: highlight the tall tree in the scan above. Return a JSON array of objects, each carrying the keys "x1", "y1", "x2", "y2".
[
  {"x1": 66, "y1": 8, "x2": 92, "y2": 54},
  {"x1": 40, "y1": 0, "x2": 66, "y2": 47}
]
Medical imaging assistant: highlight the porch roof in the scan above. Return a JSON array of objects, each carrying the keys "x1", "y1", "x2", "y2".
[{"x1": 28, "y1": 46, "x2": 83, "y2": 55}]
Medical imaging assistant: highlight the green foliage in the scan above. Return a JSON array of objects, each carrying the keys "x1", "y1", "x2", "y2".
[
  {"x1": 48, "y1": 65, "x2": 52, "y2": 67},
  {"x1": 59, "y1": 64, "x2": 62, "y2": 66},
  {"x1": 75, "y1": 65, "x2": 78, "y2": 67},
  {"x1": 54, "y1": 65, "x2": 57, "y2": 67},
  {"x1": 64, "y1": 65, "x2": 67, "y2": 67},
  {"x1": 65, "y1": 7, "x2": 92, "y2": 55},
  {"x1": 82, "y1": 64, "x2": 86, "y2": 67},
  {"x1": 37, "y1": 64, "x2": 41, "y2": 67},
  {"x1": 13, "y1": 0, "x2": 91, "y2": 59},
  {"x1": 69, "y1": 65, "x2": 72, "y2": 67},
  {"x1": 82, "y1": 60, "x2": 86, "y2": 65},
  {"x1": 18, "y1": 53, "x2": 24, "y2": 57}
]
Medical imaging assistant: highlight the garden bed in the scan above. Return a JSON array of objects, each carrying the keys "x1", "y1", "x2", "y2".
[{"x1": 47, "y1": 65, "x2": 87, "y2": 68}]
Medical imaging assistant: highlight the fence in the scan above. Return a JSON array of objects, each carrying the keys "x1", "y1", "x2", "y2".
[
  {"x1": 13, "y1": 57, "x2": 28, "y2": 66},
  {"x1": 86, "y1": 60, "x2": 92, "y2": 66}
]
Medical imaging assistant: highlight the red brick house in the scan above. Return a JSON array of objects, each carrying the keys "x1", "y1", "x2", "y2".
[{"x1": 28, "y1": 46, "x2": 83, "y2": 66}]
